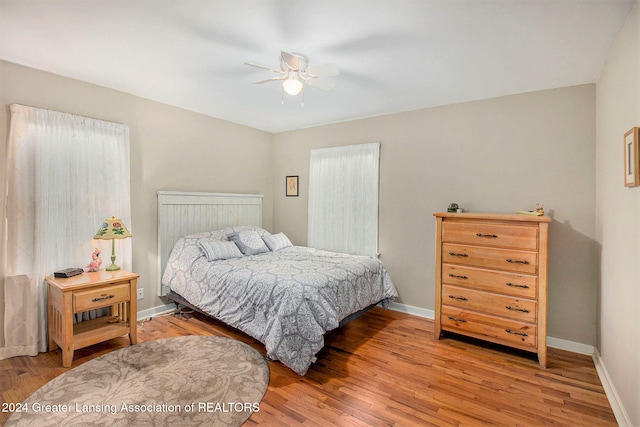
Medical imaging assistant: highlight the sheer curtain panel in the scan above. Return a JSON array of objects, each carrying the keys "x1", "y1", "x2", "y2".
[
  {"x1": 1, "y1": 105, "x2": 131, "y2": 359},
  {"x1": 308, "y1": 142, "x2": 380, "y2": 257}
]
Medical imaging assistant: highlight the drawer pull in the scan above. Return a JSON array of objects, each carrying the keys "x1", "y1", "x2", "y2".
[
  {"x1": 92, "y1": 294, "x2": 115, "y2": 303},
  {"x1": 476, "y1": 233, "x2": 498, "y2": 238},
  {"x1": 448, "y1": 295, "x2": 468, "y2": 301},
  {"x1": 448, "y1": 252, "x2": 468, "y2": 257},
  {"x1": 505, "y1": 329, "x2": 529, "y2": 337},
  {"x1": 506, "y1": 282, "x2": 529, "y2": 289},
  {"x1": 448, "y1": 316, "x2": 467, "y2": 323},
  {"x1": 506, "y1": 259, "x2": 529, "y2": 265},
  {"x1": 448, "y1": 274, "x2": 468, "y2": 280},
  {"x1": 506, "y1": 306, "x2": 530, "y2": 313}
]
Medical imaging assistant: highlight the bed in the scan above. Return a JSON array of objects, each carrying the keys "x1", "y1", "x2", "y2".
[{"x1": 158, "y1": 191, "x2": 398, "y2": 375}]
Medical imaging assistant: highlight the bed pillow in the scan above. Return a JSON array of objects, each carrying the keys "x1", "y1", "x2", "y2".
[
  {"x1": 224, "y1": 225, "x2": 271, "y2": 238},
  {"x1": 227, "y1": 230, "x2": 270, "y2": 255},
  {"x1": 263, "y1": 232, "x2": 293, "y2": 252},
  {"x1": 198, "y1": 240, "x2": 243, "y2": 261}
]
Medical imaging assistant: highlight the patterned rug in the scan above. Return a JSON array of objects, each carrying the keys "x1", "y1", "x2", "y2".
[{"x1": 6, "y1": 336, "x2": 270, "y2": 426}]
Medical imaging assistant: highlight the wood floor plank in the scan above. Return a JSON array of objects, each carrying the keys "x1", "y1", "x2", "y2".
[{"x1": 0, "y1": 307, "x2": 617, "y2": 426}]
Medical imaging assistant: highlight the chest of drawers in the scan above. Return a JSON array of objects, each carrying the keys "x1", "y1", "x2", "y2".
[{"x1": 433, "y1": 212, "x2": 551, "y2": 367}]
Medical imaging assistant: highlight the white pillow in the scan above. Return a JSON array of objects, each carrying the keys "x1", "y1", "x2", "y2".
[
  {"x1": 263, "y1": 232, "x2": 293, "y2": 252},
  {"x1": 198, "y1": 240, "x2": 243, "y2": 261},
  {"x1": 227, "y1": 230, "x2": 270, "y2": 255}
]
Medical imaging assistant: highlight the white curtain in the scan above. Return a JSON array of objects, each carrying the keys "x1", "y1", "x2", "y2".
[
  {"x1": 1, "y1": 105, "x2": 131, "y2": 359},
  {"x1": 308, "y1": 142, "x2": 380, "y2": 256}
]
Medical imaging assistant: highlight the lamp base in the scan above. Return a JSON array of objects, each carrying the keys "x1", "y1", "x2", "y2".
[{"x1": 107, "y1": 246, "x2": 120, "y2": 271}]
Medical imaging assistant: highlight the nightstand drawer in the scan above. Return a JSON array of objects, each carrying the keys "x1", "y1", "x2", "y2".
[
  {"x1": 443, "y1": 221, "x2": 538, "y2": 250},
  {"x1": 73, "y1": 283, "x2": 130, "y2": 312}
]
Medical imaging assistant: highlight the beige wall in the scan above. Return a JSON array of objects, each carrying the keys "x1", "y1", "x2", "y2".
[
  {"x1": 0, "y1": 61, "x2": 274, "y2": 337},
  {"x1": 596, "y1": 1, "x2": 639, "y2": 425},
  {"x1": 273, "y1": 85, "x2": 597, "y2": 345}
]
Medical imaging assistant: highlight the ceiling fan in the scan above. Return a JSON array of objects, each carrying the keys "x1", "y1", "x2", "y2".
[{"x1": 245, "y1": 51, "x2": 339, "y2": 104}]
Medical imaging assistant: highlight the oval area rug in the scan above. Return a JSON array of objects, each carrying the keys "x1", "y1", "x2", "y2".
[{"x1": 6, "y1": 335, "x2": 270, "y2": 426}]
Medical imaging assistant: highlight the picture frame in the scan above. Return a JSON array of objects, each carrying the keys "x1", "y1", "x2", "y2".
[
  {"x1": 286, "y1": 176, "x2": 299, "y2": 197},
  {"x1": 624, "y1": 127, "x2": 640, "y2": 187}
]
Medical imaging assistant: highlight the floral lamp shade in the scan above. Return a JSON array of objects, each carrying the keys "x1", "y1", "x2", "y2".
[{"x1": 94, "y1": 216, "x2": 131, "y2": 271}]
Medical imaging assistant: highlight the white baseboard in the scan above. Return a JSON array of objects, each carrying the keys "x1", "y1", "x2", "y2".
[
  {"x1": 137, "y1": 302, "x2": 176, "y2": 321},
  {"x1": 592, "y1": 348, "x2": 633, "y2": 427},
  {"x1": 546, "y1": 336, "x2": 594, "y2": 355},
  {"x1": 386, "y1": 301, "x2": 435, "y2": 319}
]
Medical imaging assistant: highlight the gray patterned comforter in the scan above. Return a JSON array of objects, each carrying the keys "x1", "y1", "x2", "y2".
[{"x1": 162, "y1": 226, "x2": 398, "y2": 375}]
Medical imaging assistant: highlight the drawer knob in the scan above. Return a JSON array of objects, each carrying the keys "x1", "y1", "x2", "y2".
[
  {"x1": 448, "y1": 295, "x2": 468, "y2": 301},
  {"x1": 92, "y1": 294, "x2": 115, "y2": 303},
  {"x1": 448, "y1": 252, "x2": 468, "y2": 257},
  {"x1": 506, "y1": 305, "x2": 530, "y2": 313},
  {"x1": 448, "y1": 274, "x2": 468, "y2": 280},
  {"x1": 476, "y1": 233, "x2": 498, "y2": 238},
  {"x1": 506, "y1": 259, "x2": 529, "y2": 265},
  {"x1": 448, "y1": 316, "x2": 467, "y2": 323},
  {"x1": 505, "y1": 329, "x2": 529, "y2": 337},
  {"x1": 506, "y1": 282, "x2": 529, "y2": 289}
]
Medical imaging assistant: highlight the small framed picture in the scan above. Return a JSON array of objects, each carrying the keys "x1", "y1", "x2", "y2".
[
  {"x1": 624, "y1": 127, "x2": 640, "y2": 187},
  {"x1": 286, "y1": 176, "x2": 299, "y2": 197}
]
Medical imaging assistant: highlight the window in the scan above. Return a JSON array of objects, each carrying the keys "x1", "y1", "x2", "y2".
[
  {"x1": 1, "y1": 105, "x2": 131, "y2": 359},
  {"x1": 308, "y1": 142, "x2": 380, "y2": 256}
]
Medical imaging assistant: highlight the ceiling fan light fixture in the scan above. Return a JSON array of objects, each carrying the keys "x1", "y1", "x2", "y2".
[
  {"x1": 282, "y1": 77, "x2": 303, "y2": 96},
  {"x1": 246, "y1": 51, "x2": 338, "y2": 104}
]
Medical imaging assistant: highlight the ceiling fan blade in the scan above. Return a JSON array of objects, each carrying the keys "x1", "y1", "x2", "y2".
[
  {"x1": 252, "y1": 76, "x2": 285, "y2": 84},
  {"x1": 281, "y1": 51, "x2": 300, "y2": 70},
  {"x1": 306, "y1": 63, "x2": 339, "y2": 78},
  {"x1": 306, "y1": 77, "x2": 336, "y2": 92},
  {"x1": 245, "y1": 62, "x2": 282, "y2": 74}
]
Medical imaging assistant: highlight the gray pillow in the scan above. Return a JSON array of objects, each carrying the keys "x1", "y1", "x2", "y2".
[
  {"x1": 198, "y1": 240, "x2": 243, "y2": 261},
  {"x1": 263, "y1": 232, "x2": 293, "y2": 252},
  {"x1": 227, "y1": 230, "x2": 270, "y2": 255}
]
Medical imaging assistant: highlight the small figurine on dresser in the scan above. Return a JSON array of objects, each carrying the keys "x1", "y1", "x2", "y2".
[{"x1": 86, "y1": 248, "x2": 102, "y2": 272}]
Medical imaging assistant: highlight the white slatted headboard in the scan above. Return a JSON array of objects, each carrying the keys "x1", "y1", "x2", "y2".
[{"x1": 157, "y1": 191, "x2": 263, "y2": 296}]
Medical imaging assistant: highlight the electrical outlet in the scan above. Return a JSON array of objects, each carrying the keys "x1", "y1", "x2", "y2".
[{"x1": 137, "y1": 288, "x2": 144, "y2": 300}]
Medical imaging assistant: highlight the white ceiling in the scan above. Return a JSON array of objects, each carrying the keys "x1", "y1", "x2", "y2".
[{"x1": 0, "y1": 0, "x2": 634, "y2": 133}]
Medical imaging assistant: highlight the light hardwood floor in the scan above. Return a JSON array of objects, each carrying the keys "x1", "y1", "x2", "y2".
[{"x1": 0, "y1": 307, "x2": 616, "y2": 426}]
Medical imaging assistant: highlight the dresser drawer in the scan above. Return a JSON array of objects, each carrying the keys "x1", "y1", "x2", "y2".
[
  {"x1": 442, "y1": 284, "x2": 537, "y2": 323},
  {"x1": 443, "y1": 243, "x2": 538, "y2": 274},
  {"x1": 441, "y1": 306, "x2": 537, "y2": 350},
  {"x1": 442, "y1": 264, "x2": 537, "y2": 299},
  {"x1": 442, "y1": 221, "x2": 538, "y2": 250},
  {"x1": 73, "y1": 283, "x2": 130, "y2": 313}
]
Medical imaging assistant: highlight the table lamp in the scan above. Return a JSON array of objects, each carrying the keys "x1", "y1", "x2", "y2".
[{"x1": 94, "y1": 216, "x2": 131, "y2": 271}]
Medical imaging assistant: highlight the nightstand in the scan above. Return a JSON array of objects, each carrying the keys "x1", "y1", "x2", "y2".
[{"x1": 46, "y1": 270, "x2": 139, "y2": 367}]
